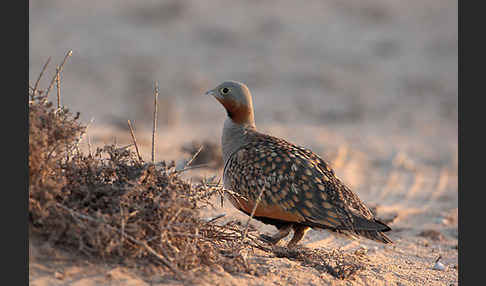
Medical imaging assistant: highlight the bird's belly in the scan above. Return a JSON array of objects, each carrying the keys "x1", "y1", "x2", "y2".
[{"x1": 229, "y1": 194, "x2": 304, "y2": 223}]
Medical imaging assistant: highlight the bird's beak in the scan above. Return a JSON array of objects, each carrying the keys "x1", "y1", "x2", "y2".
[
  {"x1": 206, "y1": 89, "x2": 224, "y2": 103},
  {"x1": 205, "y1": 89, "x2": 216, "y2": 97}
]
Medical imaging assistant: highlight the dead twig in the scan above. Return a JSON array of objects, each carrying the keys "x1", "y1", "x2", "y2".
[
  {"x1": 151, "y1": 81, "x2": 159, "y2": 163},
  {"x1": 45, "y1": 50, "x2": 73, "y2": 98},
  {"x1": 56, "y1": 65, "x2": 61, "y2": 109},
  {"x1": 242, "y1": 187, "x2": 265, "y2": 242},
  {"x1": 435, "y1": 255, "x2": 442, "y2": 263},
  {"x1": 174, "y1": 163, "x2": 210, "y2": 174},
  {"x1": 87, "y1": 134, "x2": 92, "y2": 157},
  {"x1": 185, "y1": 145, "x2": 203, "y2": 168},
  {"x1": 119, "y1": 203, "x2": 125, "y2": 256},
  {"x1": 206, "y1": 214, "x2": 226, "y2": 224},
  {"x1": 127, "y1": 120, "x2": 143, "y2": 162},
  {"x1": 222, "y1": 188, "x2": 247, "y2": 200},
  {"x1": 32, "y1": 56, "x2": 51, "y2": 98}
]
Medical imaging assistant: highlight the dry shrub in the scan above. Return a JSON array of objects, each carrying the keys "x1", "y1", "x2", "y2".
[
  {"x1": 28, "y1": 92, "x2": 259, "y2": 281},
  {"x1": 29, "y1": 98, "x2": 85, "y2": 227}
]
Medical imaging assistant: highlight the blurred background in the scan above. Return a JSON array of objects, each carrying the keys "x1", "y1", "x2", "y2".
[{"x1": 29, "y1": 0, "x2": 457, "y2": 201}]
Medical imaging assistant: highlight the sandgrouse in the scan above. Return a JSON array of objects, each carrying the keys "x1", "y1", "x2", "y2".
[{"x1": 206, "y1": 81, "x2": 392, "y2": 248}]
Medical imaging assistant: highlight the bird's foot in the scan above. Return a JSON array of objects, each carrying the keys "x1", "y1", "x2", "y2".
[
  {"x1": 259, "y1": 233, "x2": 280, "y2": 244},
  {"x1": 259, "y1": 224, "x2": 293, "y2": 246}
]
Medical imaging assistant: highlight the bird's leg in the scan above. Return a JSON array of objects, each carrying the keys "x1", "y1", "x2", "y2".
[
  {"x1": 260, "y1": 224, "x2": 292, "y2": 245},
  {"x1": 287, "y1": 225, "x2": 310, "y2": 248}
]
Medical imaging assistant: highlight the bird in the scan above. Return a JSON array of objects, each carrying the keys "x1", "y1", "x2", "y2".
[{"x1": 205, "y1": 80, "x2": 392, "y2": 248}]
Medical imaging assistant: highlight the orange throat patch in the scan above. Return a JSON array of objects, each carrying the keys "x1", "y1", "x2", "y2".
[{"x1": 217, "y1": 97, "x2": 254, "y2": 126}]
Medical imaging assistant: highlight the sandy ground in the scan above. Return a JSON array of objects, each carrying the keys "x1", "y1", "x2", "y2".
[{"x1": 29, "y1": 0, "x2": 457, "y2": 285}]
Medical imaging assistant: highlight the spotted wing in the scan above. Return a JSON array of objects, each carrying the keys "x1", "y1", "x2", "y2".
[{"x1": 224, "y1": 131, "x2": 390, "y2": 234}]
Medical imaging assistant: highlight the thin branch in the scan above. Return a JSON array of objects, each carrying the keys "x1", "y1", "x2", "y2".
[
  {"x1": 87, "y1": 134, "x2": 92, "y2": 157},
  {"x1": 45, "y1": 50, "x2": 73, "y2": 98},
  {"x1": 222, "y1": 188, "x2": 247, "y2": 200},
  {"x1": 242, "y1": 187, "x2": 265, "y2": 241},
  {"x1": 120, "y1": 203, "x2": 125, "y2": 256},
  {"x1": 127, "y1": 120, "x2": 143, "y2": 162},
  {"x1": 151, "y1": 81, "x2": 159, "y2": 163},
  {"x1": 206, "y1": 214, "x2": 226, "y2": 224},
  {"x1": 173, "y1": 163, "x2": 210, "y2": 174},
  {"x1": 32, "y1": 56, "x2": 52, "y2": 98},
  {"x1": 185, "y1": 145, "x2": 203, "y2": 168},
  {"x1": 56, "y1": 65, "x2": 61, "y2": 109},
  {"x1": 217, "y1": 177, "x2": 224, "y2": 208}
]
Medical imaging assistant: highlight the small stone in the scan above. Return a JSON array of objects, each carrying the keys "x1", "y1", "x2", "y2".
[{"x1": 433, "y1": 261, "x2": 446, "y2": 271}]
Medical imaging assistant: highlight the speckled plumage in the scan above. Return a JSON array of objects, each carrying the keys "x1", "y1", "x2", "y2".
[{"x1": 206, "y1": 81, "x2": 392, "y2": 247}]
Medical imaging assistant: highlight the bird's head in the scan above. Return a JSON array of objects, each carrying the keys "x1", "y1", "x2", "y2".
[{"x1": 205, "y1": 80, "x2": 255, "y2": 127}]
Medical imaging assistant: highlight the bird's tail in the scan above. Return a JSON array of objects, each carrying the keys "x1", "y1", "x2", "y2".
[{"x1": 356, "y1": 229, "x2": 393, "y2": 244}]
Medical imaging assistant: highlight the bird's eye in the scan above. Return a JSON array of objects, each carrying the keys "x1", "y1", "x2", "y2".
[{"x1": 220, "y1": 87, "x2": 230, "y2": 95}]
